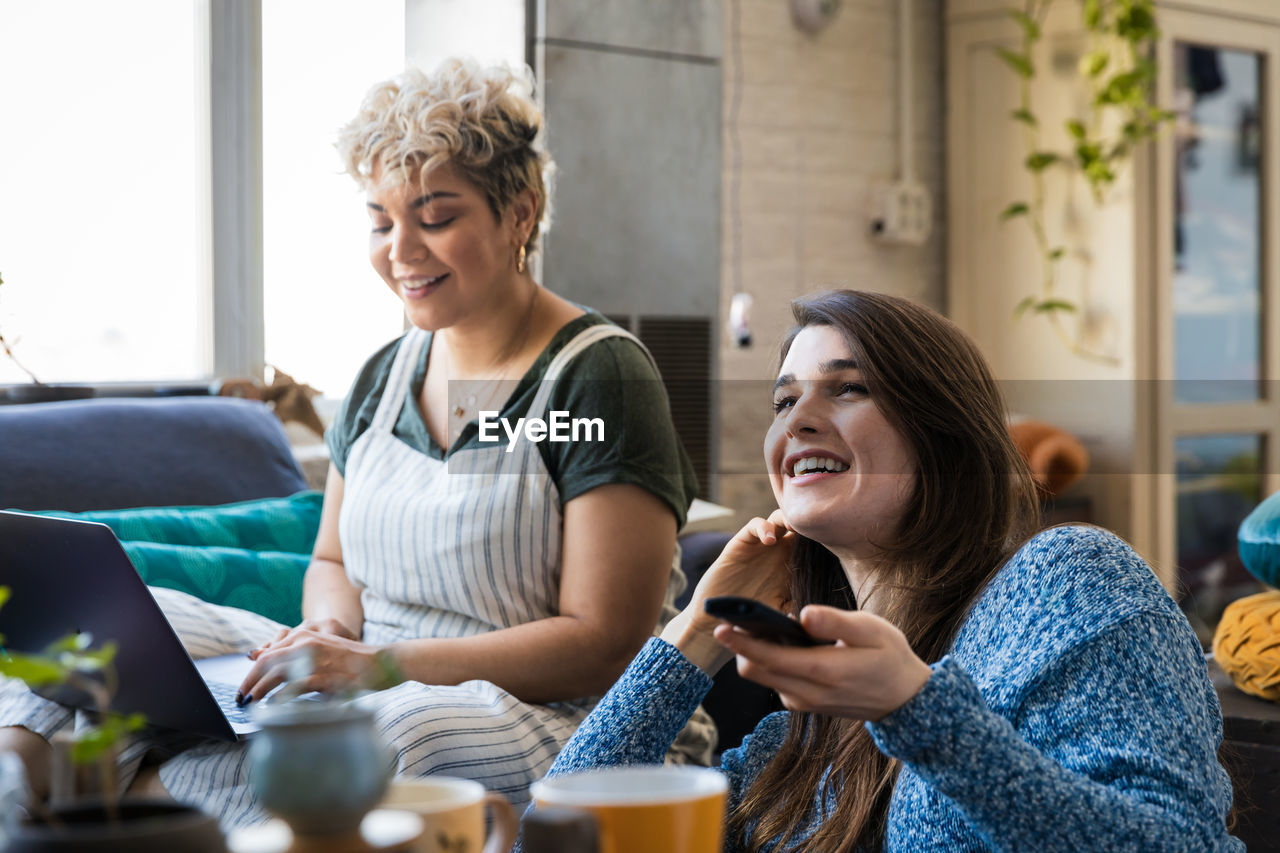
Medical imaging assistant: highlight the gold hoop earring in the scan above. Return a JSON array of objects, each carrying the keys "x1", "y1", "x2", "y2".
[{"x1": 516, "y1": 244, "x2": 528, "y2": 274}]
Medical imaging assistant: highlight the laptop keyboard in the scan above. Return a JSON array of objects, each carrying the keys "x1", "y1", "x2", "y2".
[{"x1": 206, "y1": 680, "x2": 253, "y2": 726}]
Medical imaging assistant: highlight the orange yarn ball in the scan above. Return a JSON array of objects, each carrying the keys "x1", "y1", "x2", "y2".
[{"x1": 1213, "y1": 590, "x2": 1280, "y2": 702}]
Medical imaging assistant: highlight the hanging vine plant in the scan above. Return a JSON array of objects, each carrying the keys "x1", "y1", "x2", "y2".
[{"x1": 997, "y1": 0, "x2": 1172, "y2": 364}]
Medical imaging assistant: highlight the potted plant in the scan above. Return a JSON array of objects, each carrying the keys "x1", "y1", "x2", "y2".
[
  {"x1": 0, "y1": 587, "x2": 224, "y2": 851},
  {"x1": 0, "y1": 271, "x2": 93, "y2": 404},
  {"x1": 996, "y1": 0, "x2": 1172, "y2": 363}
]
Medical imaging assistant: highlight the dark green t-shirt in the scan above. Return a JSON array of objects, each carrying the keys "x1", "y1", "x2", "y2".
[{"x1": 326, "y1": 312, "x2": 699, "y2": 527}]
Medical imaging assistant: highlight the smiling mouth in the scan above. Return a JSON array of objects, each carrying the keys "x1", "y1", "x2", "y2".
[
  {"x1": 401, "y1": 273, "x2": 449, "y2": 292},
  {"x1": 787, "y1": 456, "x2": 850, "y2": 478}
]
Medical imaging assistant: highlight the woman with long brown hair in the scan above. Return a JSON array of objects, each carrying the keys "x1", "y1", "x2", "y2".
[{"x1": 530, "y1": 289, "x2": 1241, "y2": 851}]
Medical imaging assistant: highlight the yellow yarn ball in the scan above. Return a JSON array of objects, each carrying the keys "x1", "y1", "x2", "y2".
[{"x1": 1213, "y1": 590, "x2": 1280, "y2": 702}]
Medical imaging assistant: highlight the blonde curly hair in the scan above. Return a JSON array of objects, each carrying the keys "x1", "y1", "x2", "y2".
[{"x1": 336, "y1": 58, "x2": 553, "y2": 255}]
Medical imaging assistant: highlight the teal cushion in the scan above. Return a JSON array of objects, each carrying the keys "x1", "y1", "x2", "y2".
[
  {"x1": 38, "y1": 491, "x2": 323, "y2": 553},
  {"x1": 26, "y1": 491, "x2": 323, "y2": 625},
  {"x1": 124, "y1": 542, "x2": 308, "y2": 627},
  {"x1": 1238, "y1": 492, "x2": 1280, "y2": 588}
]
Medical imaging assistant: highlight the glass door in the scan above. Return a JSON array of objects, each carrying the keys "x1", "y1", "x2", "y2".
[{"x1": 1153, "y1": 11, "x2": 1280, "y2": 646}]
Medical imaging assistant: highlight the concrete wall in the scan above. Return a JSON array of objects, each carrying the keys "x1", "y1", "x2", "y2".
[
  {"x1": 533, "y1": 1, "x2": 722, "y2": 318},
  {"x1": 716, "y1": 0, "x2": 947, "y2": 522}
]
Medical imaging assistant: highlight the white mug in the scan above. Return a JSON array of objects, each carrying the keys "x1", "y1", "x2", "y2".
[{"x1": 382, "y1": 776, "x2": 518, "y2": 853}]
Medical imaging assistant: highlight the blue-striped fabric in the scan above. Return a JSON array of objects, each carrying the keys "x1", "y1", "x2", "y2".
[
  {"x1": 153, "y1": 323, "x2": 643, "y2": 828},
  {"x1": 342, "y1": 324, "x2": 626, "y2": 644}
]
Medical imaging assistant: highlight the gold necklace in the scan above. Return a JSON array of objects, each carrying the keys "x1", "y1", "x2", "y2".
[
  {"x1": 450, "y1": 371, "x2": 509, "y2": 421},
  {"x1": 446, "y1": 284, "x2": 538, "y2": 424}
]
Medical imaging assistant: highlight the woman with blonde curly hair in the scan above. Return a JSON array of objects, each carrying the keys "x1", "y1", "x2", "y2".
[{"x1": 0, "y1": 58, "x2": 707, "y2": 826}]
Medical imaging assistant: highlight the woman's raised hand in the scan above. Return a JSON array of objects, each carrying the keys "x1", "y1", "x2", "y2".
[
  {"x1": 661, "y1": 510, "x2": 796, "y2": 675},
  {"x1": 713, "y1": 604, "x2": 933, "y2": 722},
  {"x1": 695, "y1": 510, "x2": 796, "y2": 610}
]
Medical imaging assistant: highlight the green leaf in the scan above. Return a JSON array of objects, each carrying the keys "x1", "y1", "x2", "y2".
[
  {"x1": 1034, "y1": 299, "x2": 1078, "y2": 314},
  {"x1": 999, "y1": 202, "x2": 1030, "y2": 221},
  {"x1": 1066, "y1": 119, "x2": 1087, "y2": 141},
  {"x1": 60, "y1": 651, "x2": 110, "y2": 673},
  {"x1": 1074, "y1": 141, "x2": 1102, "y2": 166},
  {"x1": 0, "y1": 655, "x2": 66, "y2": 687},
  {"x1": 1082, "y1": 0, "x2": 1102, "y2": 30},
  {"x1": 995, "y1": 48, "x2": 1033, "y2": 78},
  {"x1": 1098, "y1": 70, "x2": 1144, "y2": 106},
  {"x1": 48, "y1": 637, "x2": 115, "y2": 672},
  {"x1": 47, "y1": 634, "x2": 92, "y2": 655},
  {"x1": 1084, "y1": 160, "x2": 1116, "y2": 186},
  {"x1": 1006, "y1": 9, "x2": 1041, "y2": 42},
  {"x1": 70, "y1": 727, "x2": 115, "y2": 765},
  {"x1": 80, "y1": 640, "x2": 115, "y2": 662},
  {"x1": 1014, "y1": 296, "x2": 1039, "y2": 318},
  {"x1": 1116, "y1": 4, "x2": 1157, "y2": 40},
  {"x1": 1011, "y1": 108, "x2": 1038, "y2": 126},
  {"x1": 70, "y1": 713, "x2": 146, "y2": 765},
  {"x1": 1025, "y1": 151, "x2": 1059, "y2": 171},
  {"x1": 1079, "y1": 50, "x2": 1110, "y2": 78}
]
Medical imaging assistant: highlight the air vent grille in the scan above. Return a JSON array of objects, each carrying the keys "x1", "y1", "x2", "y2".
[{"x1": 637, "y1": 316, "x2": 713, "y2": 499}]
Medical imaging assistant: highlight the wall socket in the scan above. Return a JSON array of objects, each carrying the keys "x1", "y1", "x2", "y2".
[{"x1": 869, "y1": 181, "x2": 932, "y2": 246}]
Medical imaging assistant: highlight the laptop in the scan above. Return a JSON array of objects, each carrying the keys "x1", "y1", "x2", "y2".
[{"x1": 0, "y1": 510, "x2": 262, "y2": 741}]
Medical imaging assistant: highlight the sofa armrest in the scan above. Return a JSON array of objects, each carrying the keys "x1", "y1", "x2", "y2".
[{"x1": 0, "y1": 396, "x2": 309, "y2": 511}]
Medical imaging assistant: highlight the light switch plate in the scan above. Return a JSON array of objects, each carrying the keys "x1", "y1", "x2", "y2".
[{"x1": 869, "y1": 180, "x2": 933, "y2": 246}]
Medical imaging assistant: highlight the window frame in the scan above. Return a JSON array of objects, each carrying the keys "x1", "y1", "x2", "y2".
[
  {"x1": 207, "y1": 0, "x2": 265, "y2": 381},
  {"x1": 1146, "y1": 9, "x2": 1280, "y2": 579}
]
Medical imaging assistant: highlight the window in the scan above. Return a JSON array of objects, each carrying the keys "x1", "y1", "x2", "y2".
[
  {"x1": 261, "y1": 0, "x2": 406, "y2": 399},
  {"x1": 1152, "y1": 15, "x2": 1280, "y2": 646},
  {"x1": 0, "y1": 0, "x2": 527, "y2": 394},
  {"x1": 1170, "y1": 45, "x2": 1267, "y2": 642},
  {"x1": 0, "y1": 1, "x2": 204, "y2": 384}
]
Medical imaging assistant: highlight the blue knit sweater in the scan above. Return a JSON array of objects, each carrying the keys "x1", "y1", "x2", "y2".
[{"x1": 536, "y1": 526, "x2": 1242, "y2": 851}]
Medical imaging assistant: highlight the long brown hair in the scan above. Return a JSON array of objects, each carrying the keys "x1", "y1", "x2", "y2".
[{"x1": 730, "y1": 290, "x2": 1041, "y2": 852}]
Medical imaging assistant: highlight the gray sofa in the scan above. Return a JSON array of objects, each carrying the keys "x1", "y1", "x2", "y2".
[
  {"x1": 0, "y1": 395, "x2": 768, "y2": 757},
  {"x1": 0, "y1": 396, "x2": 308, "y2": 512}
]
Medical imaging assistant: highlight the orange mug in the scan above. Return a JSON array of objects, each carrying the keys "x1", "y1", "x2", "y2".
[{"x1": 530, "y1": 766, "x2": 727, "y2": 853}]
